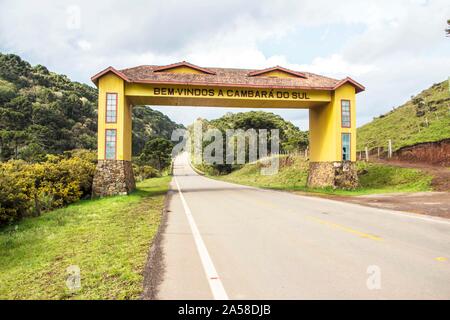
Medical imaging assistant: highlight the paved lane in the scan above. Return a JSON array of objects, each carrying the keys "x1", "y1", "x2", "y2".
[{"x1": 156, "y1": 153, "x2": 450, "y2": 299}]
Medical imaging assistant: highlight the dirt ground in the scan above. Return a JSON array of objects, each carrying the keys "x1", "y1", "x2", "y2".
[
  {"x1": 327, "y1": 192, "x2": 450, "y2": 219},
  {"x1": 375, "y1": 159, "x2": 450, "y2": 192},
  {"x1": 301, "y1": 160, "x2": 450, "y2": 219}
]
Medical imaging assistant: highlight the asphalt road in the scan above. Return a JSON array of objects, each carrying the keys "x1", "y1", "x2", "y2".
[{"x1": 155, "y1": 153, "x2": 450, "y2": 299}]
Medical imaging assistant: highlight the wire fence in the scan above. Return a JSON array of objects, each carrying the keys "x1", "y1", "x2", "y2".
[{"x1": 358, "y1": 139, "x2": 394, "y2": 162}]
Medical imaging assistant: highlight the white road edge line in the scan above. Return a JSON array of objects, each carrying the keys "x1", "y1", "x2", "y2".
[{"x1": 174, "y1": 176, "x2": 229, "y2": 300}]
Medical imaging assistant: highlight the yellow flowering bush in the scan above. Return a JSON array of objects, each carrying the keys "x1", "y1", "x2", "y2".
[{"x1": 0, "y1": 151, "x2": 96, "y2": 226}]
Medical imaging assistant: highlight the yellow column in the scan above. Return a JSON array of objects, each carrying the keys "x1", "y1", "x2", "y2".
[
  {"x1": 333, "y1": 84, "x2": 357, "y2": 162},
  {"x1": 309, "y1": 83, "x2": 356, "y2": 162},
  {"x1": 309, "y1": 99, "x2": 338, "y2": 162},
  {"x1": 307, "y1": 83, "x2": 358, "y2": 188},
  {"x1": 92, "y1": 73, "x2": 135, "y2": 197},
  {"x1": 97, "y1": 73, "x2": 132, "y2": 161}
]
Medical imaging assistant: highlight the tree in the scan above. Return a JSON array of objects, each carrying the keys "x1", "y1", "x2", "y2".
[
  {"x1": 0, "y1": 53, "x2": 31, "y2": 87},
  {"x1": 18, "y1": 142, "x2": 46, "y2": 163},
  {"x1": 132, "y1": 105, "x2": 184, "y2": 156},
  {"x1": 138, "y1": 137, "x2": 173, "y2": 173},
  {"x1": 0, "y1": 79, "x2": 17, "y2": 103},
  {"x1": 2, "y1": 95, "x2": 32, "y2": 130},
  {"x1": 447, "y1": 19, "x2": 450, "y2": 36}
]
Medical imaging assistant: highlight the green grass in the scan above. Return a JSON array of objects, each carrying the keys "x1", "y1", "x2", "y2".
[
  {"x1": 357, "y1": 79, "x2": 450, "y2": 152},
  {"x1": 353, "y1": 162, "x2": 433, "y2": 194},
  {"x1": 0, "y1": 176, "x2": 171, "y2": 300},
  {"x1": 212, "y1": 156, "x2": 432, "y2": 196}
]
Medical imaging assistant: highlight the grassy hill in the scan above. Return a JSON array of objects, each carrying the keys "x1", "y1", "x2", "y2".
[{"x1": 357, "y1": 80, "x2": 450, "y2": 152}]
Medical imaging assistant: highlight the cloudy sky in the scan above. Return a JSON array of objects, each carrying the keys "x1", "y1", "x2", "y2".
[{"x1": 0, "y1": 0, "x2": 449, "y2": 129}]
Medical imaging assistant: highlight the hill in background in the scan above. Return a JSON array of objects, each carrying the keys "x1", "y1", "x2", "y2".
[
  {"x1": 357, "y1": 80, "x2": 450, "y2": 152},
  {"x1": 0, "y1": 53, "x2": 182, "y2": 161},
  {"x1": 206, "y1": 111, "x2": 308, "y2": 152},
  {"x1": 189, "y1": 111, "x2": 308, "y2": 175}
]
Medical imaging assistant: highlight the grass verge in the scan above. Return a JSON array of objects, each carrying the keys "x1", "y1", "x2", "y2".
[
  {"x1": 0, "y1": 176, "x2": 171, "y2": 300},
  {"x1": 210, "y1": 156, "x2": 432, "y2": 196}
]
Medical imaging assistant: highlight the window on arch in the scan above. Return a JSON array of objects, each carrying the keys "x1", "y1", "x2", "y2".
[
  {"x1": 106, "y1": 93, "x2": 117, "y2": 123},
  {"x1": 341, "y1": 100, "x2": 351, "y2": 128},
  {"x1": 105, "y1": 129, "x2": 116, "y2": 160},
  {"x1": 342, "y1": 133, "x2": 351, "y2": 161}
]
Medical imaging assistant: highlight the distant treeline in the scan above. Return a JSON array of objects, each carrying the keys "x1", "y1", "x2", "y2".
[{"x1": 190, "y1": 111, "x2": 309, "y2": 174}]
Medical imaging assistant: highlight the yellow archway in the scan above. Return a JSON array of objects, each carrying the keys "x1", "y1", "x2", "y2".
[{"x1": 91, "y1": 61, "x2": 364, "y2": 196}]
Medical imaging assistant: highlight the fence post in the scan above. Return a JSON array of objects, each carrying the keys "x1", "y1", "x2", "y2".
[{"x1": 388, "y1": 139, "x2": 392, "y2": 158}]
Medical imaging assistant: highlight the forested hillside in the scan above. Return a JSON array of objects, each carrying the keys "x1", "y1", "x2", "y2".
[
  {"x1": 0, "y1": 53, "x2": 183, "y2": 161},
  {"x1": 207, "y1": 111, "x2": 308, "y2": 152},
  {"x1": 0, "y1": 53, "x2": 98, "y2": 161},
  {"x1": 357, "y1": 80, "x2": 450, "y2": 152},
  {"x1": 191, "y1": 111, "x2": 308, "y2": 174},
  {"x1": 132, "y1": 105, "x2": 183, "y2": 156}
]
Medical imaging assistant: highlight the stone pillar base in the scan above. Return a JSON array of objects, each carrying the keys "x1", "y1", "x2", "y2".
[
  {"x1": 92, "y1": 160, "x2": 136, "y2": 197},
  {"x1": 307, "y1": 161, "x2": 358, "y2": 189}
]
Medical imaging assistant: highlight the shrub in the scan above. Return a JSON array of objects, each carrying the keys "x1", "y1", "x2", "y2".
[
  {"x1": 0, "y1": 161, "x2": 33, "y2": 224},
  {"x1": 138, "y1": 137, "x2": 173, "y2": 172},
  {"x1": 63, "y1": 149, "x2": 97, "y2": 163},
  {"x1": 18, "y1": 143, "x2": 47, "y2": 163},
  {"x1": 133, "y1": 164, "x2": 159, "y2": 182},
  {"x1": 0, "y1": 151, "x2": 96, "y2": 226}
]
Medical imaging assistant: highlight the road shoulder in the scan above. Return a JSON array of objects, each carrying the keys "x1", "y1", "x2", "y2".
[
  {"x1": 142, "y1": 187, "x2": 173, "y2": 300},
  {"x1": 291, "y1": 190, "x2": 450, "y2": 219}
]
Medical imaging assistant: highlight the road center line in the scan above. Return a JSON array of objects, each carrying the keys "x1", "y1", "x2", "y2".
[
  {"x1": 306, "y1": 216, "x2": 383, "y2": 242},
  {"x1": 174, "y1": 176, "x2": 229, "y2": 300}
]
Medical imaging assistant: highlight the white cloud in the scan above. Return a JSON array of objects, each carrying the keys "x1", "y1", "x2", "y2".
[
  {"x1": 77, "y1": 40, "x2": 91, "y2": 51},
  {"x1": 298, "y1": 54, "x2": 377, "y2": 78},
  {"x1": 0, "y1": 0, "x2": 449, "y2": 129}
]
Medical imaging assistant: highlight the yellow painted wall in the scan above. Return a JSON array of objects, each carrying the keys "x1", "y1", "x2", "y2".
[
  {"x1": 122, "y1": 96, "x2": 132, "y2": 161},
  {"x1": 97, "y1": 73, "x2": 132, "y2": 161},
  {"x1": 309, "y1": 83, "x2": 356, "y2": 162},
  {"x1": 309, "y1": 100, "x2": 337, "y2": 162},
  {"x1": 256, "y1": 70, "x2": 298, "y2": 78},
  {"x1": 125, "y1": 83, "x2": 331, "y2": 108},
  {"x1": 162, "y1": 66, "x2": 205, "y2": 74}
]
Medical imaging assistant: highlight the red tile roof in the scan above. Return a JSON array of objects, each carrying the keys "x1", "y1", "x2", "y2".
[
  {"x1": 247, "y1": 65, "x2": 306, "y2": 78},
  {"x1": 153, "y1": 61, "x2": 216, "y2": 75},
  {"x1": 91, "y1": 66, "x2": 130, "y2": 85},
  {"x1": 91, "y1": 62, "x2": 365, "y2": 93}
]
